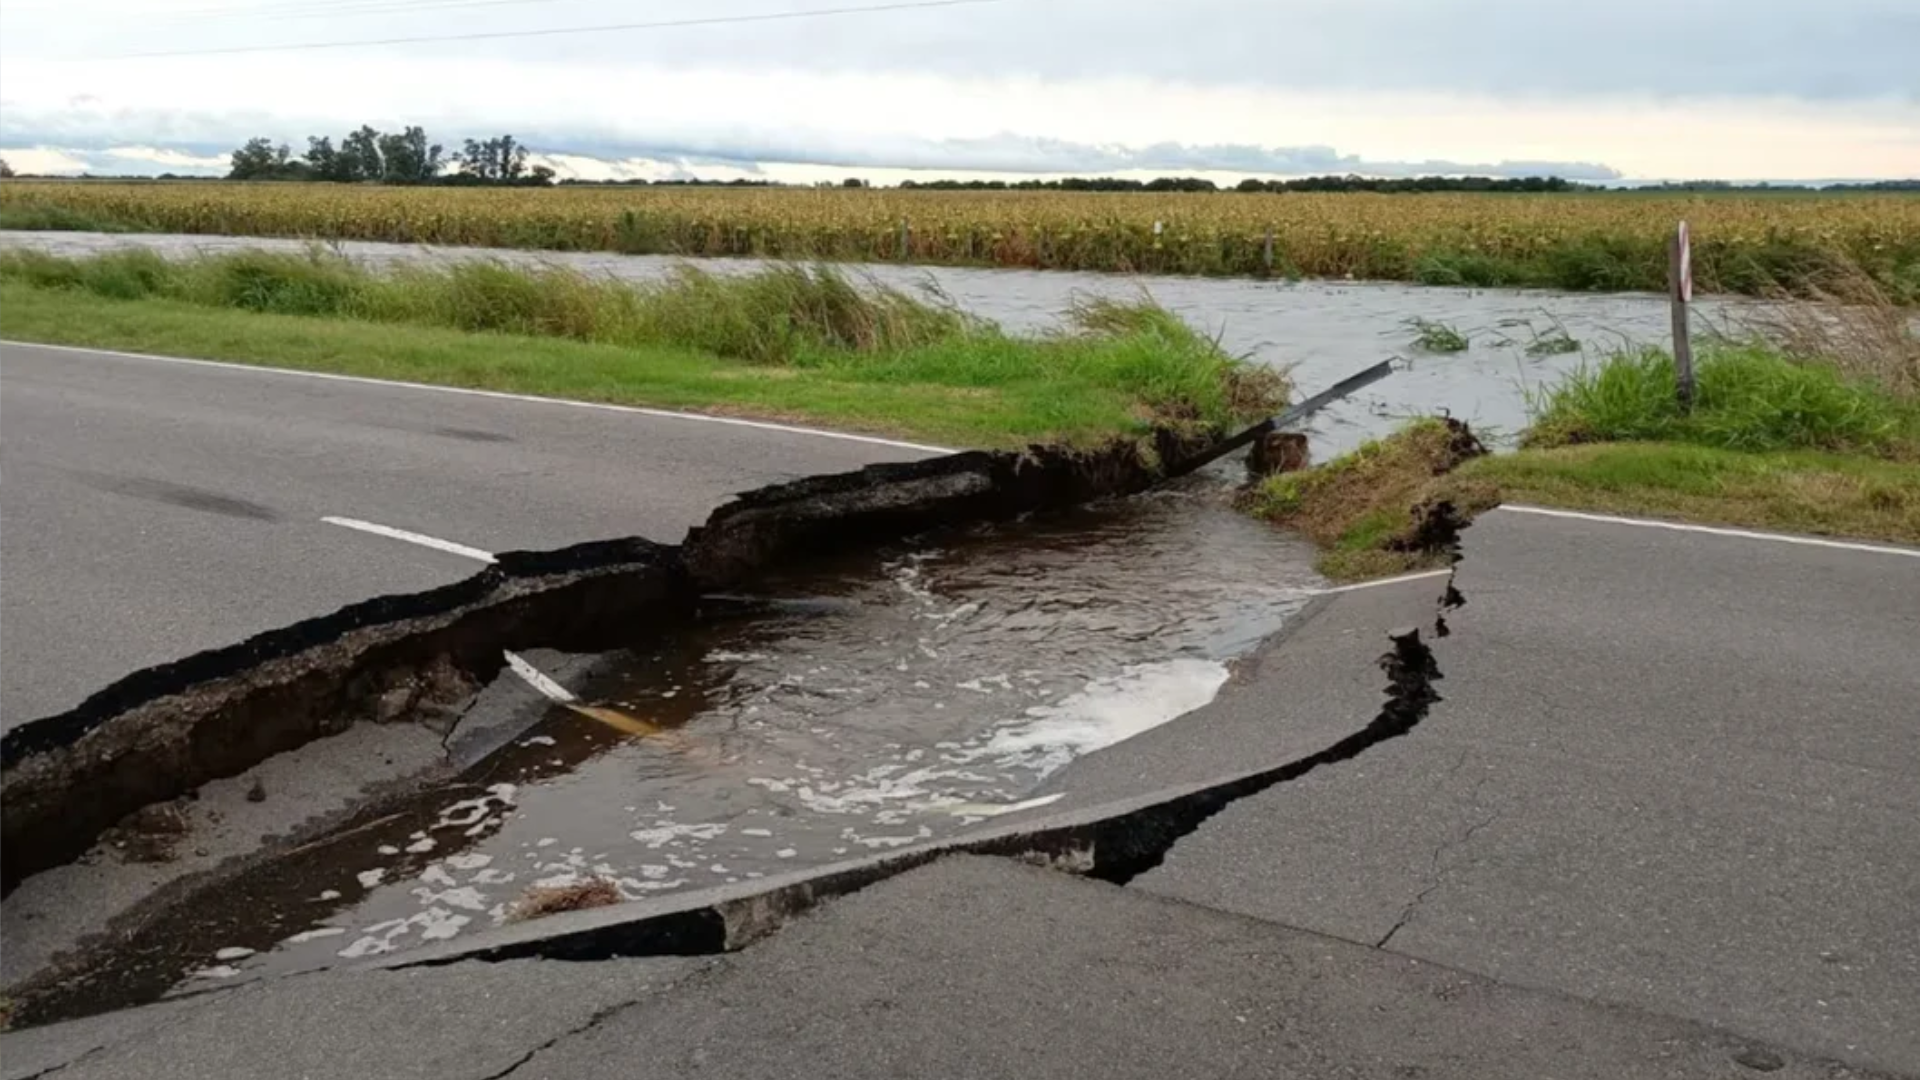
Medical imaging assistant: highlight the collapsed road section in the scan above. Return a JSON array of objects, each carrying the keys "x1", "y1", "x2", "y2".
[
  {"x1": 2, "y1": 432, "x2": 1203, "y2": 893},
  {"x1": 6, "y1": 423, "x2": 1432, "y2": 1023}
]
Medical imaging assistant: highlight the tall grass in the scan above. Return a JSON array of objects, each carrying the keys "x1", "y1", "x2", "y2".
[
  {"x1": 1526, "y1": 343, "x2": 1920, "y2": 456},
  {"x1": 0, "y1": 247, "x2": 1288, "y2": 434},
  {"x1": 0, "y1": 247, "x2": 975, "y2": 365}
]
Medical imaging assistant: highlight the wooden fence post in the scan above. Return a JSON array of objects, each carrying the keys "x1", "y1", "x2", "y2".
[
  {"x1": 898, "y1": 218, "x2": 910, "y2": 260},
  {"x1": 1669, "y1": 220, "x2": 1694, "y2": 412},
  {"x1": 1262, "y1": 227, "x2": 1275, "y2": 275}
]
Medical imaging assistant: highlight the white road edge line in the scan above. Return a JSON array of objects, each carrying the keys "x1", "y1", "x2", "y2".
[
  {"x1": 1307, "y1": 568, "x2": 1455, "y2": 595},
  {"x1": 1, "y1": 339, "x2": 957, "y2": 455},
  {"x1": 321, "y1": 516, "x2": 498, "y2": 564},
  {"x1": 1496, "y1": 504, "x2": 1920, "y2": 559}
]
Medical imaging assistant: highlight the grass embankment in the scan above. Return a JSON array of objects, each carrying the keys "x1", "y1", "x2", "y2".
[
  {"x1": 0, "y1": 248, "x2": 1284, "y2": 449},
  {"x1": 5, "y1": 181, "x2": 1917, "y2": 297},
  {"x1": 1257, "y1": 321, "x2": 1920, "y2": 578}
]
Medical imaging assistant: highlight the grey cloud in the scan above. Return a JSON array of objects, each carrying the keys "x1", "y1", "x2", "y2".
[
  {"x1": 19, "y1": 0, "x2": 1910, "y2": 101},
  {"x1": 1, "y1": 113, "x2": 1624, "y2": 180},
  {"x1": 536, "y1": 130, "x2": 1623, "y2": 180},
  {"x1": 7, "y1": 104, "x2": 1623, "y2": 179}
]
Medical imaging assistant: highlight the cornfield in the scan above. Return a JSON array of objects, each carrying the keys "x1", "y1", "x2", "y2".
[{"x1": 4, "y1": 180, "x2": 1917, "y2": 297}]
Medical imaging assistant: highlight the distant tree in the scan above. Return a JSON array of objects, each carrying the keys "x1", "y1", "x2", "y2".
[
  {"x1": 377, "y1": 126, "x2": 443, "y2": 184},
  {"x1": 0, "y1": 156, "x2": 14, "y2": 178},
  {"x1": 305, "y1": 136, "x2": 345, "y2": 181},
  {"x1": 527, "y1": 163, "x2": 556, "y2": 186},
  {"x1": 227, "y1": 137, "x2": 293, "y2": 180},
  {"x1": 341, "y1": 125, "x2": 384, "y2": 182},
  {"x1": 454, "y1": 135, "x2": 531, "y2": 182},
  {"x1": 842, "y1": 177, "x2": 867, "y2": 188}
]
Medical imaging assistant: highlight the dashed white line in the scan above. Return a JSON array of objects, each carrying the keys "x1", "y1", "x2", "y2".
[
  {"x1": 1307, "y1": 568, "x2": 1455, "y2": 595},
  {"x1": 2, "y1": 340, "x2": 957, "y2": 455},
  {"x1": 1495, "y1": 505, "x2": 1920, "y2": 559},
  {"x1": 321, "y1": 516, "x2": 498, "y2": 563}
]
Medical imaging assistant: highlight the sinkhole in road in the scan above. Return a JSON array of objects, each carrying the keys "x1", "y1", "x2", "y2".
[{"x1": 30, "y1": 480, "x2": 1324, "y2": 1017}]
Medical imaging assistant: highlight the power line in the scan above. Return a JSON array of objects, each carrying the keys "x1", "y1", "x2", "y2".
[
  {"x1": 113, "y1": 0, "x2": 621, "y2": 29},
  {"x1": 106, "y1": 0, "x2": 1017, "y2": 59}
]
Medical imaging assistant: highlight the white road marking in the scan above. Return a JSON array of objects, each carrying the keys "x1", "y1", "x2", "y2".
[
  {"x1": 2, "y1": 340, "x2": 957, "y2": 455},
  {"x1": 1307, "y1": 568, "x2": 1455, "y2": 595},
  {"x1": 1496, "y1": 504, "x2": 1920, "y2": 559},
  {"x1": 503, "y1": 651, "x2": 577, "y2": 703},
  {"x1": 320, "y1": 516, "x2": 498, "y2": 563}
]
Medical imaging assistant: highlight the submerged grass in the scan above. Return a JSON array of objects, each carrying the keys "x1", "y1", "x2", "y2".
[
  {"x1": 0, "y1": 249, "x2": 1286, "y2": 448},
  {"x1": 1404, "y1": 317, "x2": 1470, "y2": 353}
]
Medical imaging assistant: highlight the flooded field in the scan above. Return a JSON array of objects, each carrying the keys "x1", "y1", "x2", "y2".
[
  {"x1": 31, "y1": 480, "x2": 1323, "y2": 1015},
  {"x1": 0, "y1": 230, "x2": 1758, "y2": 454}
]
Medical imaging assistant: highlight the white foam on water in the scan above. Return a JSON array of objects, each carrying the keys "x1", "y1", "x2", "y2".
[
  {"x1": 973, "y1": 659, "x2": 1232, "y2": 777},
  {"x1": 628, "y1": 822, "x2": 727, "y2": 849}
]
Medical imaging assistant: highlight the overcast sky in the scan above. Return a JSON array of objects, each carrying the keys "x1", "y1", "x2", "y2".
[{"x1": 2, "y1": 0, "x2": 1916, "y2": 181}]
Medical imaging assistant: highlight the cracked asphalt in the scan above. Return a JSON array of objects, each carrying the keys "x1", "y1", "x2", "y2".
[
  {"x1": 0, "y1": 341, "x2": 937, "y2": 725},
  {"x1": 5, "y1": 506, "x2": 1917, "y2": 1078}
]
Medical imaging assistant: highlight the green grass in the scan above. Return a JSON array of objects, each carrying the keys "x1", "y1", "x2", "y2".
[
  {"x1": 1526, "y1": 342, "x2": 1920, "y2": 456},
  {"x1": 0, "y1": 267, "x2": 1285, "y2": 449},
  {"x1": 1461, "y1": 442, "x2": 1920, "y2": 545},
  {"x1": 1404, "y1": 317, "x2": 1470, "y2": 353},
  {"x1": 1245, "y1": 418, "x2": 1500, "y2": 580},
  {"x1": 1250, "y1": 336, "x2": 1920, "y2": 579}
]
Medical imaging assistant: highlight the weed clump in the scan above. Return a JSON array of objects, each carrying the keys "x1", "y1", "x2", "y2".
[
  {"x1": 1404, "y1": 317, "x2": 1470, "y2": 353},
  {"x1": 507, "y1": 878, "x2": 623, "y2": 923}
]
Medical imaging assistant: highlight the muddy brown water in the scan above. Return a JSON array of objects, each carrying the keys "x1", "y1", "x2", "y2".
[
  {"x1": 0, "y1": 230, "x2": 1763, "y2": 454},
  {"x1": 24, "y1": 482, "x2": 1323, "y2": 1018}
]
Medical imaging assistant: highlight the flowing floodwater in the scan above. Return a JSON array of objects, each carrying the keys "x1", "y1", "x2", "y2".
[
  {"x1": 0, "y1": 229, "x2": 1760, "y2": 454},
  {"x1": 56, "y1": 481, "x2": 1324, "y2": 1012}
]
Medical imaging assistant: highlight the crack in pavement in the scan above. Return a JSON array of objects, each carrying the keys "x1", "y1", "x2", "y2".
[
  {"x1": 1375, "y1": 767, "x2": 1501, "y2": 950},
  {"x1": 484, "y1": 1000, "x2": 637, "y2": 1080}
]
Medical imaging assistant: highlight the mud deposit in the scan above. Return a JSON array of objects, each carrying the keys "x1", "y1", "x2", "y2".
[{"x1": 6, "y1": 482, "x2": 1322, "y2": 1021}]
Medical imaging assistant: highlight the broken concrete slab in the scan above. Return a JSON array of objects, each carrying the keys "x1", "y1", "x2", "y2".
[
  {"x1": 1137, "y1": 508, "x2": 1920, "y2": 1073},
  {"x1": 442, "y1": 649, "x2": 603, "y2": 770},
  {"x1": 507, "y1": 856, "x2": 1884, "y2": 1080},
  {"x1": 360, "y1": 607, "x2": 1449, "y2": 972},
  {"x1": 1, "y1": 721, "x2": 445, "y2": 989},
  {"x1": 1, "y1": 957, "x2": 707, "y2": 1080}
]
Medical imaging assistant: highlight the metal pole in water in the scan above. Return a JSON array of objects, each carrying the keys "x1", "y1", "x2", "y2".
[{"x1": 1162, "y1": 359, "x2": 1398, "y2": 481}]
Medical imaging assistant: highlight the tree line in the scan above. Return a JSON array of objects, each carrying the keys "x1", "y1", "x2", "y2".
[
  {"x1": 226, "y1": 127, "x2": 555, "y2": 185},
  {"x1": 895, "y1": 174, "x2": 1595, "y2": 193}
]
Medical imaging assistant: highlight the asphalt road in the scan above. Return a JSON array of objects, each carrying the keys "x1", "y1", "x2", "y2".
[
  {"x1": 1136, "y1": 507, "x2": 1920, "y2": 1071},
  {"x1": 0, "y1": 342, "x2": 942, "y2": 726},
  {"x1": 3, "y1": 859, "x2": 1883, "y2": 1080},
  {"x1": 4, "y1": 508, "x2": 1916, "y2": 1078}
]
